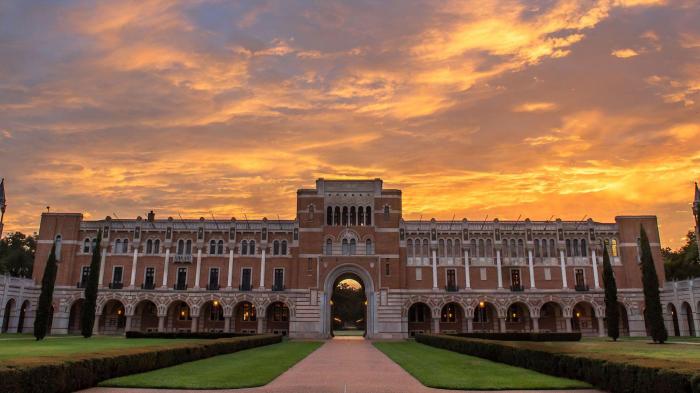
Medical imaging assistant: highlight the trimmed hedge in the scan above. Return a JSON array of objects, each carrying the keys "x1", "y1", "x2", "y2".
[
  {"x1": 416, "y1": 334, "x2": 700, "y2": 393},
  {"x1": 0, "y1": 334, "x2": 281, "y2": 393},
  {"x1": 451, "y1": 332, "x2": 581, "y2": 341},
  {"x1": 125, "y1": 331, "x2": 251, "y2": 339}
]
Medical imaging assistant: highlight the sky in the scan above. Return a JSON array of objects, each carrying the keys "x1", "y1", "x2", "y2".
[{"x1": 0, "y1": 0, "x2": 699, "y2": 249}]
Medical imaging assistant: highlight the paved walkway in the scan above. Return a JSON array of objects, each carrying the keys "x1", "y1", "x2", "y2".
[{"x1": 82, "y1": 337, "x2": 604, "y2": 393}]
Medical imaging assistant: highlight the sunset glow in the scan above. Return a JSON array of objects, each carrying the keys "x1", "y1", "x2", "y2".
[{"x1": 0, "y1": 1, "x2": 699, "y2": 248}]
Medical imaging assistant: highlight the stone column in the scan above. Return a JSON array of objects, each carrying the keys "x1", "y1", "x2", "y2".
[
  {"x1": 93, "y1": 315, "x2": 101, "y2": 335},
  {"x1": 464, "y1": 249, "x2": 471, "y2": 289},
  {"x1": 496, "y1": 249, "x2": 503, "y2": 289},
  {"x1": 227, "y1": 249, "x2": 234, "y2": 289},
  {"x1": 98, "y1": 248, "x2": 107, "y2": 287},
  {"x1": 129, "y1": 249, "x2": 138, "y2": 288},
  {"x1": 259, "y1": 248, "x2": 267, "y2": 289},
  {"x1": 597, "y1": 316, "x2": 605, "y2": 337},
  {"x1": 565, "y1": 317, "x2": 572, "y2": 332},
  {"x1": 194, "y1": 248, "x2": 202, "y2": 289},
  {"x1": 432, "y1": 317, "x2": 440, "y2": 334},
  {"x1": 158, "y1": 316, "x2": 165, "y2": 332},
  {"x1": 431, "y1": 249, "x2": 438, "y2": 289},
  {"x1": 532, "y1": 317, "x2": 540, "y2": 333},
  {"x1": 224, "y1": 317, "x2": 231, "y2": 332},
  {"x1": 528, "y1": 249, "x2": 536, "y2": 289},
  {"x1": 559, "y1": 249, "x2": 568, "y2": 289},
  {"x1": 466, "y1": 318, "x2": 473, "y2": 333},
  {"x1": 499, "y1": 317, "x2": 506, "y2": 332},
  {"x1": 591, "y1": 249, "x2": 600, "y2": 289},
  {"x1": 125, "y1": 315, "x2": 133, "y2": 332},
  {"x1": 162, "y1": 248, "x2": 170, "y2": 288},
  {"x1": 191, "y1": 317, "x2": 198, "y2": 332},
  {"x1": 257, "y1": 317, "x2": 266, "y2": 334}
]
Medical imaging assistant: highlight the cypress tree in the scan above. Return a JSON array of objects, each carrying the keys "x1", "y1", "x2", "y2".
[
  {"x1": 602, "y1": 245, "x2": 619, "y2": 341},
  {"x1": 640, "y1": 225, "x2": 667, "y2": 343},
  {"x1": 34, "y1": 243, "x2": 58, "y2": 340},
  {"x1": 81, "y1": 230, "x2": 102, "y2": 338}
]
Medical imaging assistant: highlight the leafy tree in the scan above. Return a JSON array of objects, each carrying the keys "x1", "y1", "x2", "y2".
[
  {"x1": 640, "y1": 226, "x2": 667, "y2": 343},
  {"x1": 0, "y1": 232, "x2": 36, "y2": 277},
  {"x1": 81, "y1": 230, "x2": 102, "y2": 338},
  {"x1": 602, "y1": 245, "x2": 619, "y2": 341},
  {"x1": 663, "y1": 230, "x2": 700, "y2": 280},
  {"x1": 34, "y1": 243, "x2": 57, "y2": 340},
  {"x1": 331, "y1": 281, "x2": 366, "y2": 330}
]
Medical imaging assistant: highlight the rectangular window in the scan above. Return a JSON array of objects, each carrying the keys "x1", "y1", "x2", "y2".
[
  {"x1": 145, "y1": 267, "x2": 155, "y2": 286},
  {"x1": 273, "y1": 268, "x2": 284, "y2": 290},
  {"x1": 177, "y1": 267, "x2": 187, "y2": 287},
  {"x1": 415, "y1": 267, "x2": 422, "y2": 281},
  {"x1": 510, "y1": 269, "x2": 521, "y2": 287},
  {"x1": 209, "y1": 268, "x2": 219, "y2": 287},
  {"x1": 575, "y1": 268, "x2": 585, "y2": 287},
  {"x1": 241, "y1": 268, "x2": 252, "y2": 290},
  {"x1": 544, "y1": 267, "x2": 552, "y2": 281},
  {"x1": 385, "y1": 262, "x2": 390, "y2": 276},
  {"x1": 80, "y1": 266, "x2": 90, "y2": 287},
  {"x1": 447, "y1": 269, "x2": 456, "y2": 288},
  {"x1": 480, "y1": 268, "x2": 487, "y2": 281},
  {"x1": 113, "y1": 266, "x2": 123, "y2": 284}
]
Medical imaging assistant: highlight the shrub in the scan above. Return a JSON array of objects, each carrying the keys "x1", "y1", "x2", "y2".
[
  {"x1": 0, "y1": 334, "x2": 281, "y2": 393},
  {"x1": 125, "y1": 331, "x2": 252, "y2": 339},
  {"x1": 451, "y1": 332, "x2": 581, "y2": 341},
  {"x1": 416, "y1": 334, "x2": 698, "y2": 393}
]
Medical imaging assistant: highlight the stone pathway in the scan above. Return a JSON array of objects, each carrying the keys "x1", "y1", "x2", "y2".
[{"x1": 82, "y1": 337, "x2": 604, "y2": 393}]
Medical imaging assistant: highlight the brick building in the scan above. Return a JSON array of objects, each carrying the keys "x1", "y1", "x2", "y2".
[{"x1": 4, "y1": 179, "x2": 670, "y2": 338}]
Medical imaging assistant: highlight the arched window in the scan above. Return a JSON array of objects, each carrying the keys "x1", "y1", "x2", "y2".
[
  {"x1": 342, "y1": 207, "x2": 348, "y2": 226},
  {"x1": 485, "y1": 239, "x2": 493, "y2": 257},
  {"x1": 124, "y1": 239, "x2": 130, "y2": 253},
  {"x1": 83, "y1": 238, "x2": 91, "y2": 253},
  {"x1": 510, "y1": 239, "x2": 517, "y2": 258},
  {"x1": 366, "y1": 207, "x2": 372, "y2": 225},
  {"x1": 115, "y1": 239, "x2": 122, "y2": 253},
  {"x1": 439, "y1": 239, "x2": 445, "y2": 257},
  {"x1": 358, "y1": 207, "x2": 364, "y2": 226},
  {"x1": 517, "y1": 239, "x2": 524, "y2": 257},
  {"x1": 365, "y1": 239, "x2": 373, "y2": 255},
  {"x1": 146, "y1": 239, "x2": 153, "y2": 254},
  {"x1": 454, "y1": 239, "x2": 460, "y2": 257},
  {"x1": 350, "y1": 238, "x2": 357, "y2": 255},
  {"x1": 325, "y1": 239, "x2": 332, "y2": 255},
  {"x1": 407, "y1": 239, "x2": 414, "y2": 258},
  {"x1": 334, "y1": 207, "x2": 341, "y2": 226},
  {"x1": 342, "y1": 239, "x2": 349, "y2": 255},
  {"x1": 327, "y1": 207, "x2": 333, "y2": 226},
  {"x1": 478, "y1": 239, "x2": 485, "y2": 257},
  {"x1": 209, "y1": 240, "x2": 217, "y2": 254},
  {"x1": 502, "y1": 240, "x2": 508, "y2": 257},
  {"x1": 573, "y1": 239, "x2": 579, "y2": 257},
  {"x1": 383, "y1": 205, "x2": 390, "y2": 219},
  {"x1": 350, "y1": 206, "x2": 356, "y2": 226},
  {"x1": 534, "y1": 239, "x2": 540, "y2": 257},
  {"x1": 154, "y1": 239, "x2": 160, "y2": 254},
  {"x1": 549, "y1": 239, "x2": 556, "y2": 257},
  {"x1": 446, "y1": 239, "x2": 453, "y2": 257},
  {"x1": 55, "y1": 235, "x2": 62, "y2": 259},
  {"x1": 611, "y1": 239, "x2": 618, "y2": 257},
  {"x1": 273, "y1": 240, "x2": 280, "y2": 255},
  {"x1": 580, "y1": 239, "x2": 587, "y2": 257},
  {"x1": 177, "y1": 239, "x2": 185, "y2": 255},
  {"x1": 185, "y1": 239, "x2": 191, "y2": 255},
  {"x1": 248, "y1": 240, "x2": 255, "y2": 255},
  {"x1": 422, "y1": 239, "x2": 428, "y2": 258},
  {"x1": 281, "y1": 240, "x2": 287, "y2": 255},
  {"x1": 471, "y1": 239, "x2": 477, "y2": 257},
  {"x1": 241, "y1": 240, "x2": 248, "y2": 255},
  {"x1": 308, "y1": 204, "x2": 314, "y2": 220},
  {"x1": 566, "y1": 239, "x2": 572, "y2": 257},
  {"x1": 217, "y1": 240, "x2": 224, "y2": 254}
]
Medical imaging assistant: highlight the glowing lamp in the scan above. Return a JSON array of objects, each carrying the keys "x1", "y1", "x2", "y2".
[
  {"x1": 364, "y1": 300, "x2": 368, "y2": 305},
  {"x1": 512, "y1": 313, "x2": 516, "y2": 318},
  {"x1": 213, "y1": 300, "x2": 219, "y2": 306},
  {"x1": 576, "y1": 312, "x2": 581, "y2": 318},
  {"x1": 479, "y1": 301, "x2": 485, "y2": 308}
]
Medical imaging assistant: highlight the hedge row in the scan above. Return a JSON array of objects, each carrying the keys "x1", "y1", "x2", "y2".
[
  {"x1": 416, "y1": 334, "x2": 700, "y2": 393},
  {"x1": 125, "y1": 331, "x2": 251, "y2": 339},
  {"x1": 451, "y1": 332, "x2": 581, "y2": 341},
  {"x1": 1, "y1": 334, "x2": 281, "y2": 393}
]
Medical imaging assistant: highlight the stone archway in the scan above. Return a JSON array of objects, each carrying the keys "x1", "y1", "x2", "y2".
[{"x1": 322, "y1": 264, "x2": 376, "y2": 338}]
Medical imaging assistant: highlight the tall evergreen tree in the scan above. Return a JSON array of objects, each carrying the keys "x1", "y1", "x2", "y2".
[
  {"x1": 34, "y1": 243, "x2": 57, "y2": 340},
  {"x1": 640, "y1": 225, "x2": 667, "y2": 343},
  {"x1": 81, "y1": 230, "x2": 102, "y2": 338},
  {"x1": 602, "y1": 245, "x2": 619, "y2": 341}
]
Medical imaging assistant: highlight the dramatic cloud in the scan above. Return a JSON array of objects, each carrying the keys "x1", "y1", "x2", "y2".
[{"x1": 0, "y1": 0, "x2": 699, "y2": 248}]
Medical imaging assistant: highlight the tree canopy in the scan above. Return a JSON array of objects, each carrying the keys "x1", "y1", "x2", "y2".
[
  {"x1": 0, "y1": 231, "x2": 36, "y2": 277},
  {"x1": 663, "y1": 230, "x2": 699, "y2": 281}
]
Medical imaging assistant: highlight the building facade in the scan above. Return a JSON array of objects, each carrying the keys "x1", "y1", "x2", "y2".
[{"x1": 1, "y1": 179, "x2": 676, "y2": 338}]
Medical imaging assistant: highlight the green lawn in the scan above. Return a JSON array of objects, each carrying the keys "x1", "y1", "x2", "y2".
[
  {"x1": 0, "y1": 335, "x2": 207, "y2": 364},
  {"x1": 100, "y1": 341, "x2": 322, "y2": 389},
  {"x1": 374, "y1": 341, "x2": 591, "y2": 390}
]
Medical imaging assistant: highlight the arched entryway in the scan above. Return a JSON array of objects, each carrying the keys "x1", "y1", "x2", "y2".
[
  {"x1": 266, "y1": 301, "x2": 290, "y2": 336},
  {"x1": 166, "y1": 301, "x2": 192, "y2": 333},
  {"x1": 200, "y1": 300, "x2": 225, "y2": 333},
  {"x1": 233, "y1": 301, "x2": 257, "y2": 334},
  {"x1": 539, "y1": 302, "x2": 564, "y2": 332},
  {"x1": 2, "y1": 299, "x2": 15, "y2": 333},
  {"x1": 681, "y1": 302, "x2": 695, "y2": 336},
  {"x1": 133, "y1": 300, "x2": 158, "y2": 333},
  {"x1": 572, "y1": 301, "x2": 599, "y2": 335},
  {"x1": 473, "y1": 301, "x2": 498, "y2": 332},
  {"x1": 667, "y1": 303, "x2": 681, "y2": 336},
  {"x1": 68, "y1": 299, "x2": 84, "y2": 334},
  {"x1": 331, "y1": 273, "x2": 367, "y2": 337},
  {"x1": 100, "y1": 300, "x2": 126, "y2": 334},
  {"x1": 617, "y1": 302, "x2": 630, "y2": 336},
  {"x1": 505, "y1": 302, "x2": 532, "y2": 332},
  {"x1": 17, "y1": 300, "x2": 30, "y2": 333},
  {"x1": 322, "y1": 264, "x2": 375, "y2": 338},
  {"x1": 439, "y1": 303, "x2": 464, "y2": 333},
  {"x1": 407, "y1": 302, "x2": 431, "y2": 337}
]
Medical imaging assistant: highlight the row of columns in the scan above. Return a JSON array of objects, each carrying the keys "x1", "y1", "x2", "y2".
[
  {"x1": 426, "y1": 316, "x2": 606, "y2": 336},
  {"x1": 90, "y1": 313, "x2": 270, "y2": 334}
]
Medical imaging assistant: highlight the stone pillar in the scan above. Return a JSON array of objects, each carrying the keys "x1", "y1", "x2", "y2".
[
  {"x1": 227, "y1": 249, "x2": 234, "y2": 289},
  {"x1": 125, "y1": 315, "x2": 133, "y2": 332},
  {"x1": 499, "y1": 317, "x2": 506, "y2": 332},
  {"x1": 467, "y1": 318, "x2": 474, "y2": 333},
  {"x1": 129, "y1": 249, "x2": 138, "y2": 288},
  {"x1": 191, "y1": 317, "x2": 198, "y2": 332},
  {"x1": 158, "y1": 316, "x2": 165, "y2": 332},
  {"x1": 259, "y1": 249, "x2": 267, "y2": 289},
  {"x1": 194, "y1": 248, "x2": 202, "y2": 289},
  {"x1": 50, "y1": 311, "x2": 70, "y2": 335},
  {"x1": 431, "y1": 249, "x2": 438, "y2": 289},
  {"x1": 532, "y1": 317, "x2": 540, "y2": 333},
  {"x1": 527, "y1": 249, "x2": 536, "y2": 289},
  {"x1": 591, "y1": 249, "x2": 600, "y2": 289},
  {"x1": 432, "y1": 317, "x2": 440, "y2": 334},
  {"x1": 464, "y1": 250, "x2": 470, "y2": 289},
  {"x1": 98, "y1": 248, "x2": 107, "y2": 287},
  {"x1": 496, "y1": 249, "x2": 503, "y2": 289},
  {"x1": 565, "y1": 317, "x2": 572, "y2": 333},
  {"x1": 559, "y1": 249, "x2": 568, "y2": 289},
  {"x1": 597, "y1": 316, "x2": 605, "y2": 337},
  {"x1": 93, "y1": 315, "x2": 101, "y2": 335},
  {"x1": 224, "y1": 317, "x2": 231, "y2": 332},
  {"x1": 162, "y1": 248, "x2": 170, "y2": 288},
  {"x1": 257, "y1": 317, "x2": 266, "y2": 334}
]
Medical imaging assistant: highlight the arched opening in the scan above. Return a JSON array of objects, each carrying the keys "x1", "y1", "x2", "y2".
[
  {"x1": 68, "y1": 299, "x2": 85, "y2": 334},
  {"x1": 133, "y1": 300, "x2": 158, "y2": 333},
  {"x1": 407, "y1": 302, "x2": 431, "y2": 337},
  {"x1": 166, "y1": 301, "x2": 192, "y2": 333},
  {"x1": 572, "y1": 301, "x2": 599, "y2": 335},
  {"x1": 681, "y1": 302, "x2": 695, "y2": 336},
  {"x1": 617, "y1": 302, "x2": 630, "y2": 336},
  {"x1": 331, "y1": 275, "x2": 366, "y2": 337},
  {"x1": 200, "y1": 300, "x2": 225, "y2": 332},
  {"x1": 2, "y1": 299, "x2": 15, "y2": 333},
  {"x1": 266, "y1": 301, "x2": 290, "y2": 336},
  {"x1": 100, "y1": 300, "x2": 126, "y2": 334},
  {"x1": 473, "y1": 301, "x2": 498, "y2": 332},
  {"x1": 539, "y1": 302, "x2": 564, "y2": 332},
  {"x1": 439, "y1": 303, "x2": 464, "y2": 333},
  {"x1": 16, "y1": 301, "x2": 29, "y2": 333},
  {"x1": 505, "y1": 302, "x2": 532, "y2": 332},
  {"x1": 233, "y1": 301, "x2": 257, "y2": 334},
  {"x1": 667, "y1": 303, "x2": 680, "y2": 336}
]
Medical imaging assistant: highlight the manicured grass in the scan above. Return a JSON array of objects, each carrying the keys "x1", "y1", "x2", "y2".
[
  {"x1": 0, "y1": 335, "x2": 206, "y2": 364},
  {"x1": 100, "y1": 341, "x2": 323, "y2": 389},
  {"x1": 374, "y1": 341, "x2": 591, "y2": 390}
]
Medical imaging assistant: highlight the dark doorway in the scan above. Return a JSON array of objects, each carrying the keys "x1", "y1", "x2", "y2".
[{"x1": 331, "y1": 273, "x2": 366, "y2": 337}]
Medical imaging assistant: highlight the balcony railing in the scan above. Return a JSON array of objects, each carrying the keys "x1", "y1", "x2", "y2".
[
  {"x1": 239, "y1": 283, "x2": 252, "y2": 291},
  {"x1": 272, "y1": 283, "x2": 285, "y2": 292},
  {"x1": 207, "y1": 283, "x2": 220, "y2": 291},
  {"x1": 77, "y1": 281, "x2": 87, "y2": 289},
  {"x1": 510, "y1": 284, "x2": 524, "y2": 292},
  {"x1": 108, "y1": 282, "x2": 124, "y2": 289},
  {"x1": 141, "y1": 282, "x2": 155, "y2": 290},
  {"x1": 445, "y1": 284, "x2": 459, "y2": 292},
  {"x1": 173, "y1": 283, "x2": 188, "y2": 290},
  {"x1": 173, "y1": 254, "x2": 193, "y2": 263},
  {"x1": 575, "y1": 284, "x2": 590, "y2": 292}
]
